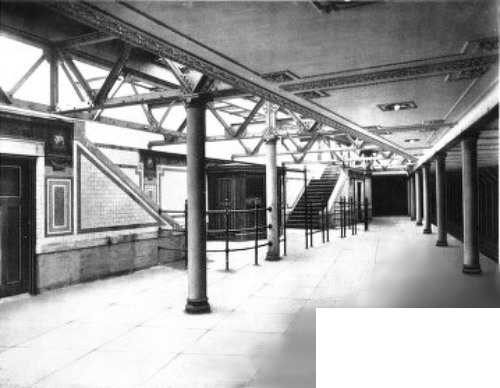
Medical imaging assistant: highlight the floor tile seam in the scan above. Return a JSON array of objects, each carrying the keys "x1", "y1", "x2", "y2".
[
  {"x1": 137, "y1": 351, "x2": 184, "y2": 388},
  {"x1": 16, "y1": 319, "x2": 140, "y2": 354},
  {"x1": 139, "y1": 350, "x2": 260, "y2": 386},
  {"x1": 29, "y1": 346, "x2": 101, "y2": 387},
  {"x1": 204, "y1": 327, "x2": 291, "y2": 335},
  {"x1": 6, "y1": 318, "x2": 86, "y2": 349},
  {"x1": 177, "y1": 349, "x2": 273, "y2": 358}
]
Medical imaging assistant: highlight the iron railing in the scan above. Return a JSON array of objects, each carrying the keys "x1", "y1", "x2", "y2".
[{"x1": 158, "y1": 204, "x2": 286, "y2": 271}]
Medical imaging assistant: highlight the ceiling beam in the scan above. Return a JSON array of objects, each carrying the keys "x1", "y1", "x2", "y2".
[
  {"x1": 58, "y1": 89, "x2": 186, "y2": 113},
  {"x1": 93, "y1": 43, "x2": 131, "y2": 107},
  {"x1": 157, "y1": 101, "x2": 175, "y2": 129},
  {"x1": 60, "y1": 60, "x2": 85, "y2": 102},
  {"x1": 232, "y1": 147, "x2": 365, "y2": 159},
  {"x1": 56, "y1": 32, "x2": 116, "y2": 49},
  {"x1": 8, "y1": 54, "x2": 45, "y2": 96},
  {"x1": 279, "y1": 138, "x2": 301, "y2": 164},
  {"x1": 131, "y1": 83, "x2": 159, "y2": 130},
  {"x1": 296, "y1": 134, "x2": 320, "y2": 163},
  {"x1": 233, "y1": 98, "x2": 265, "y2": 138},
  {"x1": 208, "y1": 104, "x2": 252, "y2": 154},
  {"x1": 59, "y1": 50, "x2": 95, "y2": 102},
  {"x1": 286, "y1": 109, "x2": 308, "y2": 132}
]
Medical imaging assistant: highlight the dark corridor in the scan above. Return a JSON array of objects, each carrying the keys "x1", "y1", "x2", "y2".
[{"x1": 372, "y1": 175, "x2": 408, "y2": 216}]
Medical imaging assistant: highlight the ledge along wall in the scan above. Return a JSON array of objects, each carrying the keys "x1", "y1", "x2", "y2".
[{"x1": 0, "y1": 111, "x2": 185, "y2": 294}]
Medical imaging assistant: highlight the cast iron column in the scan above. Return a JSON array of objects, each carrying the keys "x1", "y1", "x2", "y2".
[
  {"x1": 365, "y1": 174, "x2": 373, "y2": 220},
  {"x1": 410, "y1": 173, "x2": 416, "y2": 221},
  {"x1": 422, "y1": 163, "x2": 432, "y2": 234},
  {"x1": 415, "y1": 169, "x2": 423, "y2": 226},
  {"x1": 407, "y1": 177, "x2": 412, "y2": 216},
  {"x1": 461, "y1": 134, "x2": 481, "y2": 274},
  {"x1": 264, "y1": 102, "x2": 281, "y2": 261},
  {"x1": 435, "y1": 153, "x2": 448, "y2": 246},
  {"x1": 185, "y1": 94, "x2": 211, "y2": 314}
]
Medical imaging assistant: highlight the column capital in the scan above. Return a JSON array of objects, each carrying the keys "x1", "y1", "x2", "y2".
[
  {"x1": 263, "y1": 101, "x2": 280, "y2": 114},
  {"x1": 183, "y1": 93, "x2": 212, "y2": 108},
  {"x1": 263, "y1": 127, "x2": 279, "y2": 142}
]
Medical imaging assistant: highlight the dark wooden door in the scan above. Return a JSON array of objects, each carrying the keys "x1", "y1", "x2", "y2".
[
  {"x1": 0, "y1": 156, "x2": 32, "y2": 297},
  {"x1": 216, "y1": 178, "x2": 236, "y2": 231}
]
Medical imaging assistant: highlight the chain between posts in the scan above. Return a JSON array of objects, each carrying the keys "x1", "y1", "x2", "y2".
[{"x1": 158, "y1": 205, "x2": 272, "y2": 271}]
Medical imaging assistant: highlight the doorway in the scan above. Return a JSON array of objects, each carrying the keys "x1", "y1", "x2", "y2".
[{"x1": 0, "y1": 155, "x2": 35, "y2": 297}]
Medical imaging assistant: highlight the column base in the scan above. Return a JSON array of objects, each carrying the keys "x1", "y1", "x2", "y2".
[
  {"x1": 410, "y1": 216, "x2": 416, "y2": 221},
  {"x1": 265, "y1": 251, "x2": 281, "y2": 261},
  {"x1": 423, "y1": 228, "x2": 432, "y2": 234},
  {"x1": 462, "y1": 264, "x2": 482, "y2": 275},
  {"x1": 185, "y1": 298, "x2": 211, "y2": 314},
  {"x1": 436, "y1": 240, "x2": 448, "y2": 247},
  {"x1": 416, "y1": 221, "x2": 422, "y2": 226}
]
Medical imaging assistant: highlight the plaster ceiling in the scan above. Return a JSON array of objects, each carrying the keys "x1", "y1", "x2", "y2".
[{"x1": 89, "y1": 0, "x2": 498, "y2": 157}]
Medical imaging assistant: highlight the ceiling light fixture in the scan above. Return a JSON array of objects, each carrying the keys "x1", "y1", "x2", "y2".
[
  {"x1": 377, "y1": 101, "x2": 418, "y2": 112},
  {"x1": 404, "y1": 139, "x2": 420, "y2": 143}
]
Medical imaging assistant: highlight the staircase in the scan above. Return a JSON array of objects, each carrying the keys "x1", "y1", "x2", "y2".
[{"x1": 286, "y1": 165, "x2": 340, "y2": 229}]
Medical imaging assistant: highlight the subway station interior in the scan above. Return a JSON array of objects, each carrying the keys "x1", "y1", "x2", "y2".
[{"x1": 0, "y1": 1, "x2": 498, "y2": 387}]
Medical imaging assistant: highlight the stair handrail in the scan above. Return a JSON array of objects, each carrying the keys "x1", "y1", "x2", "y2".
[
  {"x1": 286, "y1": 171, "x2": 313, "y2": 213},
  {"x1": 327, "y1": 169, "x2": 349, "y2": 213}
]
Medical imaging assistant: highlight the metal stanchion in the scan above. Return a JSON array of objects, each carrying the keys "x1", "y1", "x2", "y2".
[
  {"x1": 309, "y1": 203, "x2": 313, "y2": 248},
  {"x1": 351, "y1": 197, "x2": 355, "y2": 236},
  {"x1": 358, "y1": 196, "x2": 362, "y2": 223},
  {"x1": 254, "y1": 203, "x2": 259, "y2": 266},
  {"x1": 341, "y1": 197, "x2": 345, "y2": 238},
  {"x1": 225, "y1": 207, "x2": 230, "y2": 271},
  {"x1": 321, "y1": 206, "x2": 325, "y2": 243},
  {"x1": 344, "y1": 197, "x2": 347, "y2": 238},
  {"x1": 282, "y1": 171, "x2": 287, "y2": 256},
  {"x1": 354, "y1": 199, "x2": 358, "y2": 235},
  {"x1": 364, "y1": 197, "x2": 369, "y2": 231},
  {"x1": 184, "y1": 200, "x2": 188, "y2": 269},
  {"x1": 304, "y1": 167, "x2": 309, "y2": 249},
  {"x1": 326, "y1": 204, "x2": 330, "y2": 242}
]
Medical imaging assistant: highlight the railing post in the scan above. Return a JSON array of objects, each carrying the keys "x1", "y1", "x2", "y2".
[
  {"x1": 364, "y1": 197, "x2": 369, "y2": 231},
  {"x1": 351, "y1": 197, "x2": 355, "y2": 236},
  {"x1": 225, "y1": 207, "x2": 230, "y2": 271},
  {"x1": 254, "y1": 203, "x2": 259, "y2": 266},
  {"x1": 341, "y1": 198, "x2": 345, "y2": 238},
  {"x1": 344, "y1": 197, "x2": 347, "y2": 238},
  {"x1": 304, "y1": 167, "x2": 308, "y2": 250},
  {"x1": 282, "y1": 180, "x2": 287, "y2": 257},
  {"x1": 354, "y1": 199, "x2": 358, "y2": 235},
  {"x1": 321, "y1": 206, "x2": 325, "y2": 243},
  {"x1": 309, "y1": 203, "x2": 314, "y2": 248},
  {"x1": 326, "y1": 203, "x2": 330, "y2": 242},
  {"x1": 184, "y1": 199, "x2": 188, "y2": 269}
]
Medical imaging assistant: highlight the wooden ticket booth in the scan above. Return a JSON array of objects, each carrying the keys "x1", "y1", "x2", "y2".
[{"x1": 207, "y1": 163, "x2": 284, "y2": 241}]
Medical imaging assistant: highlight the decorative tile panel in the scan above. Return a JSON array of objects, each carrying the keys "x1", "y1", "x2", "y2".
[{"x1": 46, "y1": 178, "x2": 72, "y2": 236}]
